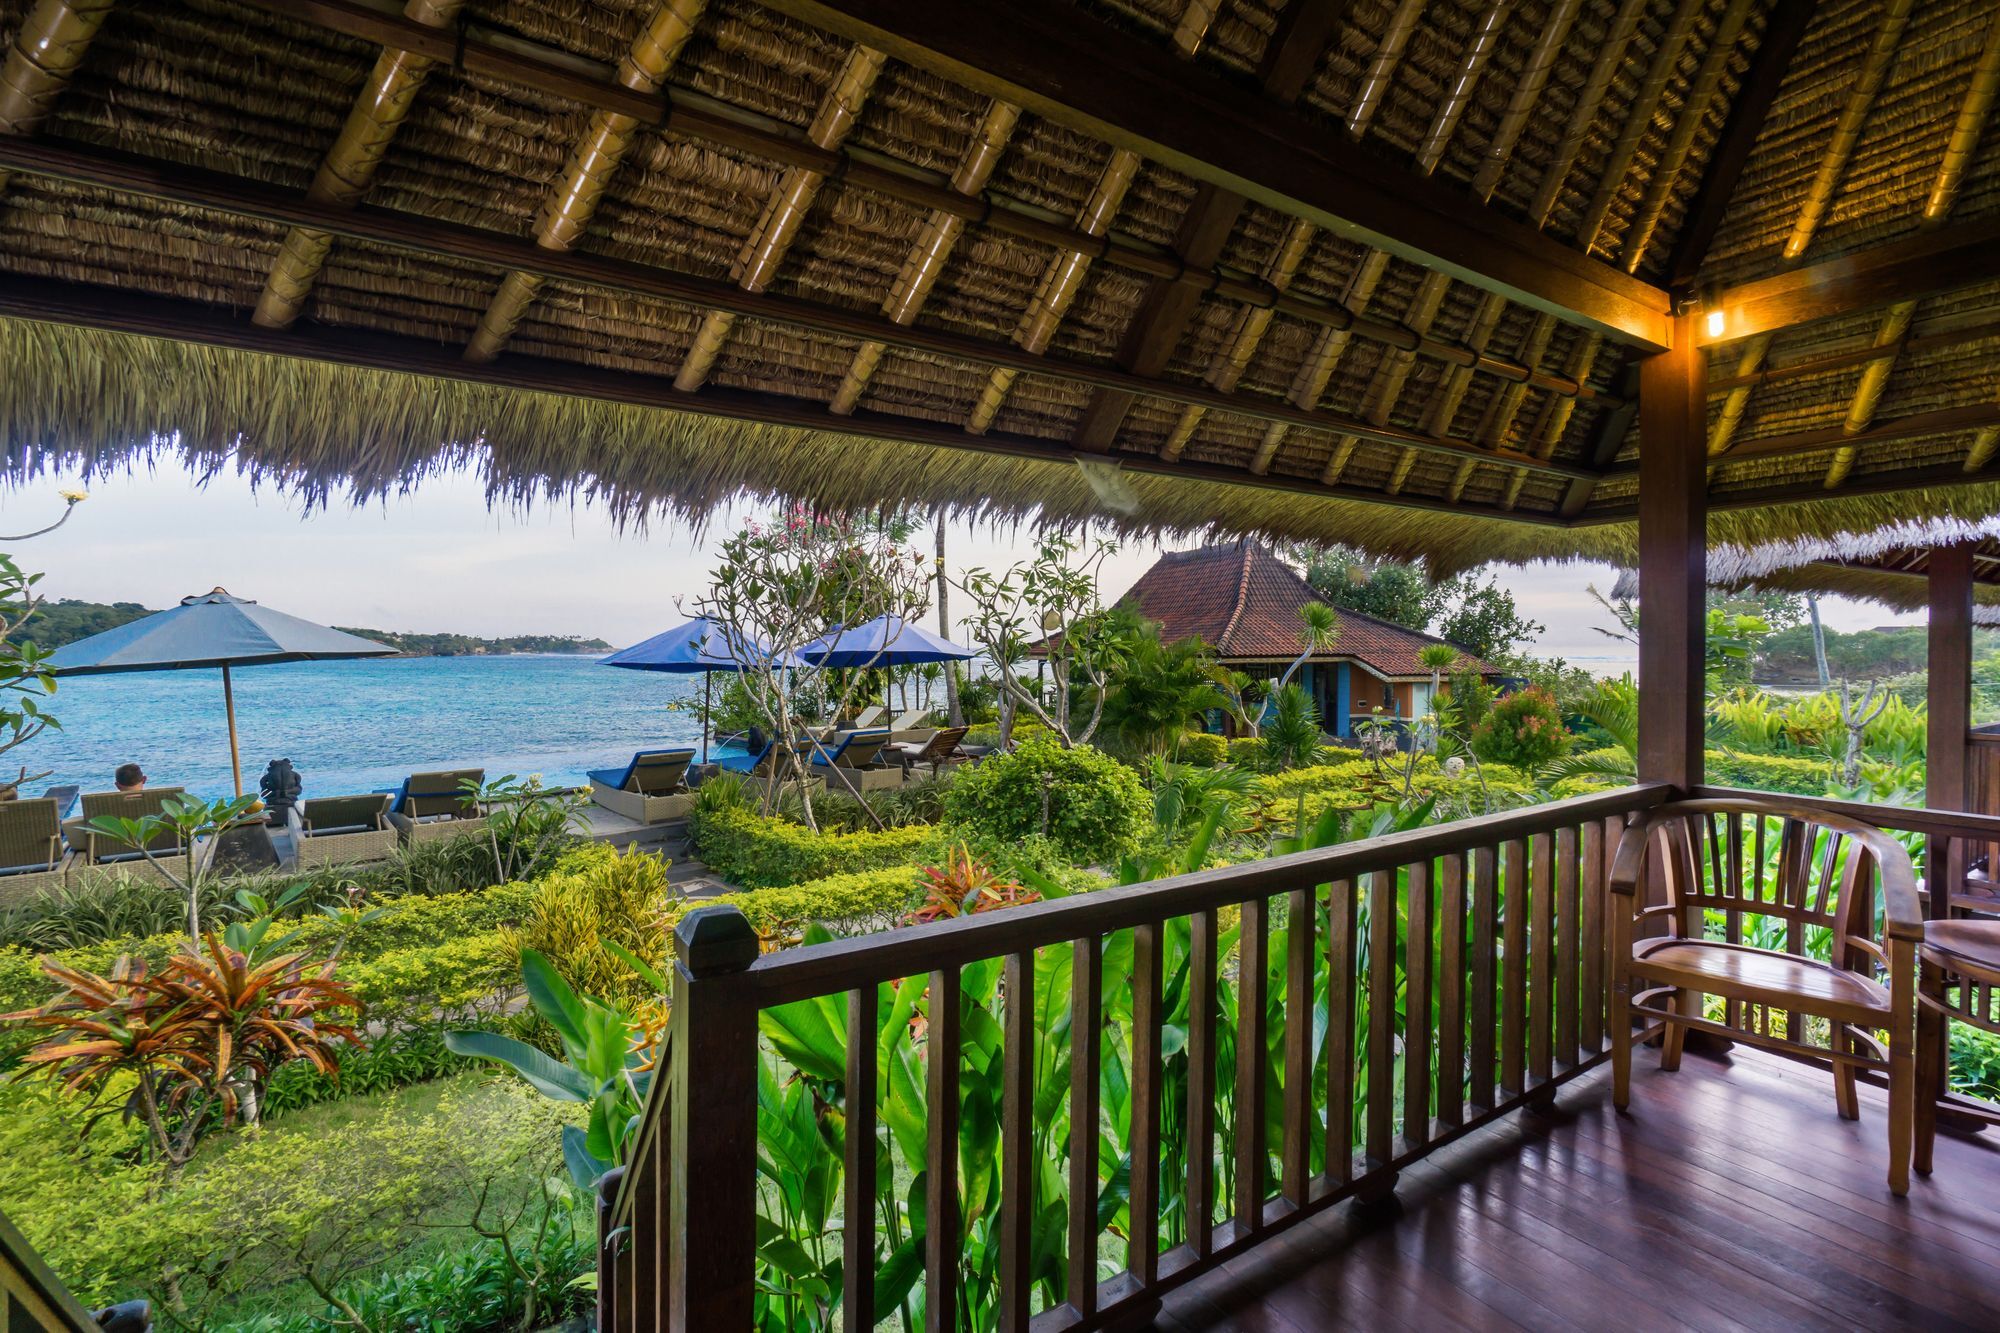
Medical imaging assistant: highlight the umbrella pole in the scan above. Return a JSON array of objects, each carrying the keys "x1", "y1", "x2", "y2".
[
  {"x1": 702, "y1": 672, "x2": 712, "y2": 765},
  {"x1": 222, "y1": 663, "x2": 243, "y2": 796}
]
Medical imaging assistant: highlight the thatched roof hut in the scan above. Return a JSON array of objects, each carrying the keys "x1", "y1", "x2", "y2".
[{"x1": 0, "y1": 0, "x2": 1992, "y2": 570}]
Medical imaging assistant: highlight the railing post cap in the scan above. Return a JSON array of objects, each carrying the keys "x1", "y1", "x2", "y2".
[{"x1": 675, "y1": 904, "x2": 760, "y2": 975}]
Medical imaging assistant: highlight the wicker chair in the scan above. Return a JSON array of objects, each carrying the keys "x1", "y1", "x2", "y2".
[
  {"x1": 73, "y1": 788, "x2": 187, "y2": 865},
  {"x1": 587, "y1": 748, "x2": 696, "y2": 823},
  {"x1": 383, "y1": 769, "x2": 484, "y2": 847},
  {"x1": 0, "y1": 797, "x2": 67, "y2": 906},
  {"x1": 1610, "y1": 797, "x2": 1921, "y2": 1194},
  {"x1": 296, "y1": 793, "x2": 397, "y2": 868}
]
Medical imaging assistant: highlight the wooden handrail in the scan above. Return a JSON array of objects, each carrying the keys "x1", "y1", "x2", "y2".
[
  {"x1": 743, "y1": 784, "x2": 1671, "y2": 1006},
  {"x1": 603, "y1": 783, "x2": 1673, "y2": 1331},
  {"x1": 1695, "y1": 785, "x2": 2000, "y2": 842}
]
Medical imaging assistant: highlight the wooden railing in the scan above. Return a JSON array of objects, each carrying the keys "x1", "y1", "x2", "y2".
[
  {"x1": 600, "y1": 783, "x2": 1671, "y2": 1331},
  {"x1": 0, "y1": 1210, "x2": 114, "y2": 1333}
]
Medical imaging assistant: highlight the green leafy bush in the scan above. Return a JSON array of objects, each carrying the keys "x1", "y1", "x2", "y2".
[
  {"x1": 1471, "y1": 686, "x2": 1570, "y2": 768},
  {"x1": 665, "y1": 865, "x2": 927, "y2": 935},
  {"x1": 1226, "y1": 736, "x2": 1266, "y2": 767},
  {"x1": 1705, "y1": 747, "x2": 1836, "y2": 795},
  {"x1": 941, "y1": 734, "x2": 1147, "y2": 865},
  {"x1": 337, "y1": 932, "x2": 520, "y2": 1025},
  {"x1": 262, "y1": 1025, "x2": 476, "y2": 1119},
  {"x1": 690, "y1": 804, "x2": 936, "y2": 888},
  {"x1": 501, "y1": 844, "x2": 671, "y2": 1009},
  {"x1": 1174, "y1": 731, "x2": 1228, "y2": 766}
]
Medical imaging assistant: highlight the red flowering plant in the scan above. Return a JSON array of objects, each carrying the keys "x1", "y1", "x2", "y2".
[
  {"x1": 904, "y1": 843, "x2": 1041, "y2": 925},
  {"x1": 1470, "y1": 685, "x2": 1571, "y2": 769}
]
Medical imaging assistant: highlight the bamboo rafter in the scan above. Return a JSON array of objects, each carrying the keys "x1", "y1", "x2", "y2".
[{"x1": 0, "y1": 0, "x2": 114, "y2": 197}]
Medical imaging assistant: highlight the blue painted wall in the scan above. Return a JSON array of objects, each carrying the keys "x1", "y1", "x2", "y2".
[{"x1": 1334, "y1": 662, "x2": 1352, "y2": 737}]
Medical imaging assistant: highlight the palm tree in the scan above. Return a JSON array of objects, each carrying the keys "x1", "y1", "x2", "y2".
[
  {"x1": 1279, "y1": 601, "x2": 1339, "y2": 688},
  {"x1": 1417, "y1": 643, "x2": 1459, "y2": 712},
  {"x1": 1545, "y1": 674, "x2": 1639, "y2": 784}
]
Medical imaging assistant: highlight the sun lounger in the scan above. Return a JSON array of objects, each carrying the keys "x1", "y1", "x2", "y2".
[
  {"x1": 714, "y1": 739, "x2": 778, "y2": 777},
  {"x1": 65, "y1": 787, "x2": 193, "y2": 890},
  {"x1": 296, "y1": 794, "x2": 396, "y2": 869},
  {"x1": 850, "y1": 705, "x2": 886, "y2": 728},
  {"x1": 587, "y1": 748, "x2": 696, "y2": 823},
  {"x1": 888, "y1": 725, "x2": 970, "y2": 777},
  {"x1": 0, "y1": 797, "x2": 67, "y2": 906},
  {"x1": 382, "y1": 769, "x2": 484, "y2": 846},
  {"x1": 809, "y1": 728, "x2": 901, "y2": 791},
  {"x1": 885, "y1": 708, "x2": 933, "y2": 742}
]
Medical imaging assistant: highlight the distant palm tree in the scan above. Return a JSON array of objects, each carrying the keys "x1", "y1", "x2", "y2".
[
  {"x1": 1418, "y1": 643, "x2": 1459, "y2": 711},
  {"x1": 1279, "y1": 601, "x2": 1339, "y2": 688}
]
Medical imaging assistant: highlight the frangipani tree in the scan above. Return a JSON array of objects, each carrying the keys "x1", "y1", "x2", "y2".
[
  {"x1": 693, "y1": 507, "x2": 931, "y2": 828},
  {"x1": 956, "y1": 531, "x2": 1119, "y2": 749}
]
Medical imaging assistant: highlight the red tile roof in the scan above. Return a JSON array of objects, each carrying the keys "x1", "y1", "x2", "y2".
[{"x1": 1120, "y1": 542, "x2": 1494, "y2": 678}]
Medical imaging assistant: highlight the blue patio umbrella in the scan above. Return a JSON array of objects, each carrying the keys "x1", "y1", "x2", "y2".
[
  {"x1": 600, "y1": 615, "x2": 791, "y2": 762},
  {"x1": 48, "y1": 588, "x2": 397, "y2": 795},
  {"x1": 793, "y1": 614, "x2": 974, "y2": 718}
]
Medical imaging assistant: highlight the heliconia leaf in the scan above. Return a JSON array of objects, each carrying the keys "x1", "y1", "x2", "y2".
[
  {"x1": 443, "y1": 1029, "x2": 592, "y2": 1101},
  {"x1": 520, "y1": 950, "x2": 589, "y2": 1050},
  {"x1": 562, "y1": 1124, "x2": 609, "y2": 1189}
]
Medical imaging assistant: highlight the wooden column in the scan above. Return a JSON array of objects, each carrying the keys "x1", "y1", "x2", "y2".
[
  {"x1": 1928, "y1": 542, "x2": 1974, "y2": 915},
  {"x1": 1636, "y1": 313, "x2": 1706, "y2": 792},
  {"x1": 667, "y1": 906, "x2": 761, "y2": 1330}
]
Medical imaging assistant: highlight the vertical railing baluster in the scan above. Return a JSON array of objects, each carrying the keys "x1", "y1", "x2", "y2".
[
  {"x1": 1404, "y1": 858, "x2": 1433, "y2": 1150},
  {"x1": 628, "y1": 1145, "x2": 658, "y2": 1331},
  {"x1": 1128, "y1": 922, "x2": 1163, "y2": 1286},
  {"x1": 1186, "y1": 909, "x2": 1217, "y2": 1258},
  {"x1": 1438, "y1": 852, "x2": 1466, "y2": 1129},
  {"x1": 1365, "y1": 870, "x2": 1396, "y2": 1170},
  {"x1": 668, "y1": 907, "x2": 760, "y2": 1331},
  {"x1": 1235, "y1": 897, "x2": 1270, "y2": 1235},
  {"x1": 844, "y1": 984, "x2": 879, "y2": 1333},
  {"x1": 1470, "y1": 846, "x2": 1497, "y2": 1112},
  {"x1": 998, "y1": 954, "x2": 1033, "y2": 1332},
  {"x1": 1281, "y1": 887, "x2": 1315, "y2": 1205},
  {"x1": 1557, "y1": 825, "x2": 1581, "y2": 1067},
  {"x1": 1723, "y1": 811, "x2": 1743, "y2": 1029},
  {"x1": 926, "y1": 965, "x2": 962, "y2": 1333},
  {"x1": 1581, "y1": 821, "x2": 1605, "y2": 1056},
  {"x1": 1325, "y1": 878, "x2": 1358, "y2": 1186},
  {"x1": 1500, "y1": 839, "x2": 1527, "y2": 1098},
  {"x1": 1068, "y1": 938, "x2": 1101, "y2": 1316},
  {"x1": 1529, "y1": 832, "x2": 1554, "y2": 1085}
]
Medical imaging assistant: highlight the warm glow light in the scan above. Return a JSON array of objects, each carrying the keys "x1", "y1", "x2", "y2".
[{"x1": 1704, "y1": 308, "x2": 1726, "y2": 338}]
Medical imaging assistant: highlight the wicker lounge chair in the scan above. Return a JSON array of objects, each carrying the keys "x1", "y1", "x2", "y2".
[
  {"x1": 810, "y1": 728, "x2": 901, "y2": 791},
  {"x1": 587, "y1": 748, "x2": 696, "y2": 823},
  {"x1": 66, "y1": 788, "x2": 193, "y2": 890},
  {"x1": 0, "y1": 797, "x2": 67, "y2": 906},
  {"x1": 383, "y1": 769, "x2": 484, "y2": 846},
  {"x1": 885, "y1": 708, "x2": 934, "y2": 742},
  {"x1": 296, "y1": 793, "x2": 397, "y2": 869},
  {"x1": 889, "y1": 726, "x2": 969, "y2": 777}
]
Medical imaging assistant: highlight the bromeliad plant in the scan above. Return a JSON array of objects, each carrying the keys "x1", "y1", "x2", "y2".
[
  {"x1": 1, "y1": 931, "x2": 360, "y2": 1166},
  {"x1": 446, "y1": 948, "x2": 664, "y2": 1188}
]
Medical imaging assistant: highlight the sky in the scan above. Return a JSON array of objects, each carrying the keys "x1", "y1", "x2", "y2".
[{"x1": 2, "y1": 458, "x2": 1899, "y2": 662}]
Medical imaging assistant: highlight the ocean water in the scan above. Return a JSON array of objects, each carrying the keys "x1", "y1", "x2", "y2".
[{"x1": 12, "y1": 655, "x2": 728, "y2": 801}]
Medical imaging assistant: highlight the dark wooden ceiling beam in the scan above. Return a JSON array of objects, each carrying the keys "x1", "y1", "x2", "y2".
[
  {"x1": 1072, "y1": 0, "x2": 1346, "y2": 453},
  {"x1": 760, "y1": 0, "x2": 1672, "y2": 349},
  {"x1": 0, "y1": 133, "x2": 1600, "y2": 482},
  {"x1": 1700, "y1": 212, "x2": 2000, "y2": 346},
  {"x1": 1584, "y1": 451, "x2": 2000, "y2": 523},
  {"x1": 0, "y1": 273, "x2": 1572, "y2": 527},
  {"x1": 1664, "y1": 0, "x2": 1814, "y2": 290},
  {"x1": 236, "y1": 0, "x2": 1619, "y2": 409},
  {"x1": 1559, "y1": 354, "x2": 1642, "y2": 515}
]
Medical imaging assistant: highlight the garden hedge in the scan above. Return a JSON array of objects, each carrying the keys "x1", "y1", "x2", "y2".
[
  {"x1": 689, "y1": 804, "x2": 937, "y2": 888},
  {"x1": 1704, "y1": 748, "x2": 1837, "y2": 796},
  {"x1": 666, "y1": 865, "x2": 928, "y2": 934},
  {"x1": 941, "y1": 735, "x2": 1148, "y2": 865}
]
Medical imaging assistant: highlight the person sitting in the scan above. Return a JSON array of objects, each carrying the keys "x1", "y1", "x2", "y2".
[{"x1": 114, "y1": 762, "x2": 146, "y2": 793}]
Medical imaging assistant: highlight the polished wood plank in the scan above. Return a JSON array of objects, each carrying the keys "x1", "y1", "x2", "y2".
[{"x1": 1155, "y1": 1048, "x2": 2000, "y2": 1331}]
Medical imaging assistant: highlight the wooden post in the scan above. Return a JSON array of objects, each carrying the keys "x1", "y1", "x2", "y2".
[
  {"x1": 667, "y1": 906, "x2": 760, "y2": 1330},
  {"x1": 1636, "y1": 313, "x2": 1706, "y2": 792},
  {"x1": 1925, "y1": 544, "x2": 1972, "y2": 1123}
]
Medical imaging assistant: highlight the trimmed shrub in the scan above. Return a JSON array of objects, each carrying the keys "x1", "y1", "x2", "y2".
[
  {"x1": 1471, "y1": 686, "x2": 1570, "y2": 768},
  {"x1": 502, "y1": 845, "x2": 672, "y2": 1008},
  {"x1": 1174, "y1": 731, "x2": 1228, "y2": 766},
  {"x1": 690, "y1": 804, "x2": 936, "y2": 888},
  {"x1": 667, "y1": 865, "x2": 928, "y2": 935},
  {"x1": 941, "y1": 735, "x2": 1148, "y2": 865},
  {"x1": 1226, "y1": 736, "x2": 1267, "y2": 768},
  {"x1": 339, "y1": 931, "x2": 519, "y2": 1024},
  {"x1": 1706, "y1": 748, "x2": 1836, "y2": 796}
]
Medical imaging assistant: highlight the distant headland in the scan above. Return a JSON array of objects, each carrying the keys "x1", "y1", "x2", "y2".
[{"x1": 13, "y1": 599, "x2": 611, "y2": 657}]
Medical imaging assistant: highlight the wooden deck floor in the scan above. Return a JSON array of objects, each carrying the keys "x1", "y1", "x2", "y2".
[{"x1": 1157, "y1": 1048, "x2": 2000, "y2": 1332}]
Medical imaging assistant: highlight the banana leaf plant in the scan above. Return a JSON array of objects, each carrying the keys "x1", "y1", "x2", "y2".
[{"x1": 446, "y1": 948, "x2": 662, "y2": 1189}]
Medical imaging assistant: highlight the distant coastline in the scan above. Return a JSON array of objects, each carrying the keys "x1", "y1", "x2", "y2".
[{"x1": 13, "y1": 598, "x2": 610, "y2": 657}]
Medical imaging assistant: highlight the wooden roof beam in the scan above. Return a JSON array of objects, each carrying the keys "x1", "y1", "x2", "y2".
[
  {"x1": 761, "y1": 0, "x2": 1672, "y2": 350},
  {"x1": 0, "y1": 0, "x2": 115, "y2": 197},
  {"x1": 234, "y1": 0, "x2": 1616, "y2": 410},
  {"x1": 0, "y1": 133, "x2": 1599, "y2": 484},
  {"x1": 0, "y1": 273, "x2": 1574, "y2": 528},
  {"x1": 1071, "y1": 0, "x2": 1344, "y2": 453}
]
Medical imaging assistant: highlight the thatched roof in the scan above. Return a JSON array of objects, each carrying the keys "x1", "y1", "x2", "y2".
[
  {"x1": 1704, "y1": 517, "x2": 2000, "y2": 613},
  {"x1": 0, "y1": 0, "x2": 1990, "y2": 567}
]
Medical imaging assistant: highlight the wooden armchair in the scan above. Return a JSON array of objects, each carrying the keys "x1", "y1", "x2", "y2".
[{"x1": 1609, "y1": 797, "x2": 1922, "y2": 1194}]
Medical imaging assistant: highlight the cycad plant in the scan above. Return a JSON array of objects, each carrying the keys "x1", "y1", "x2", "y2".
[{"x1": 1260, "y1": 683, "x2": 1324, "y2": 772}]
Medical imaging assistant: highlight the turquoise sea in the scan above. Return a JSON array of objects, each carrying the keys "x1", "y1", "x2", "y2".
[{"x1": 13, "y1": 655, "x2": 723, "y2": 801}]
